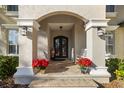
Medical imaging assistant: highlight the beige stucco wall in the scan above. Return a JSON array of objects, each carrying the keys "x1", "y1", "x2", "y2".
[
  {"x1": 108, "y1": 6, "x2": 124, "y2": 58},
  {"x1": 19, "y1": 5, "x2": 106, "y2": 20},
  {"x1": 108, "y1": 6, "x2": 124, "y2": 25},
  {"x1": 37, "y1": 24, "x2": 48, "y2": 59},
  {"x1": 115, "y1": 27, "x2": 124, "y2": 59},
  {"x1": 74, "y1": 23, "x2": 86, "y2": 56}
]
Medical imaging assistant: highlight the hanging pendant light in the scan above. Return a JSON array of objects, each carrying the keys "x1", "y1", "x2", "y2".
[{"x1": 59, "y1": 26, "x2": 63, "y2": 31}]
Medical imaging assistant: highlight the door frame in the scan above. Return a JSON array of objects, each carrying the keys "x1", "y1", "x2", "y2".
[{"x1": 53, "y1": 36, "x2": 68, "y2": 60}]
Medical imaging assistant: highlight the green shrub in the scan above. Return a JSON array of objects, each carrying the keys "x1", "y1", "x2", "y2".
[
  {"x1": 106, "y1": 58, "x2": 121, "y2": 75},
  {"x1": 115, "y1": 70, "x2": 124, "y2": 80},
  {"x1": 118, "y1": 59, "x2": 124, "y2": 70},
  {"x1": 0, "y1": 56, "x2": 19, "y2": 79},
  {"x1": 115, "y1": 60, "x2": 124, "y2": 80}
]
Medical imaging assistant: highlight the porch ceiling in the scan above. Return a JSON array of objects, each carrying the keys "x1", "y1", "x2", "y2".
[{"x1": 48, "y1": 23, "x2": 74, "y2": 31}]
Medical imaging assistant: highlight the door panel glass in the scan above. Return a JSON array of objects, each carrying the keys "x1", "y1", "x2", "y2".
[
  {"x1": 54, "y1": 36, "x2": 68, "y2": 59},
  {"x1": 62, "y1": 38, "x2": 67, "y2": 56},
  {"x1": 55, "y1": 39, "x2": 60, "y2": 56}
]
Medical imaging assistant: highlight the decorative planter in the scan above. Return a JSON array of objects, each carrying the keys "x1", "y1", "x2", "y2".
[
  {"x1": 33, "y1": 67, "x2": 46, "y2": 74},
  {"x1": 33, "y1": 67, "x2": 40, "y2": 74},
  {"x1": 36, "y1": 70, "x2": 45, "y2": 75},
  {"x1": 76, "y1": 57, "x2": 93, "y2": 74},
  {"x1": 39, "y1": 70, "x2": 45, "y2": 74},
  {"x1": 32, "y1": 59, "x2": 49, "y2": 73},
  {"x1": 80, "y1": 67, "x2": 89, "y2": 74}
]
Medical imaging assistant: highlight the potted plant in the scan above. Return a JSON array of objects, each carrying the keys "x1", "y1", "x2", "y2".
[
  {"x1": 32, "y1": 59, "x2": 49, "y2": 74},
  {"x1": 76, "y1": 57, "x2": 92, "y2": 74}
]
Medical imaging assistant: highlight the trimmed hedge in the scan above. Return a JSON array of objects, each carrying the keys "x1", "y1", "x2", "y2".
[{"x1": 0, "y1": 56, "x2": 19, "y2": 80}]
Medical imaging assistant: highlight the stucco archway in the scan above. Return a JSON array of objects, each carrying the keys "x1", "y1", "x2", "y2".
[
  {"x1": 33, "y1": 11, "x2": 88, "y2": 61},
  {"x1": 36, "y1": 11, "x2": 88, "y2": 23}
]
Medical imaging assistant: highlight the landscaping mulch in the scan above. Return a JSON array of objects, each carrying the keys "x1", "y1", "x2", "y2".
[
  {"x1": 101, "y1": 80, "x2": 124, "y2": 88},
  {"x1": 0, "y1": 77, "x2": 29, "y2": 88}
]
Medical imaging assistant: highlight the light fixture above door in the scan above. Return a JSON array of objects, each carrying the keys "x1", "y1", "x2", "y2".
[{"x1": 59, "y1": 26, "x2": 63, "y2": 31}]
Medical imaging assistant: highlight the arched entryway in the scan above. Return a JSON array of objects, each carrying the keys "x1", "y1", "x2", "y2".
[{"x1": 34, "y1": 11, "x2": 87, "y2": 61}]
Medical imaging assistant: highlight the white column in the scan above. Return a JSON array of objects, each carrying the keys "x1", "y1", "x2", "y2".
[
  {"x1": 85, "y1": 19, "x2": 111, "y2": 83},
  {"x1": 14, "y1": 19, "x2": 39, "y2": 84}
]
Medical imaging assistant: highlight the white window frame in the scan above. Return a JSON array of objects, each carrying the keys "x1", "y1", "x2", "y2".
[
  {"x1": 105, "y1": 31, "x2": 115, "y2": 55},
  {"x1": 3, "y1": 5, "x2": 18, "y2": 17},
  {"x1": 8, "y1": 29, "x2": 19, "y2": 56}
]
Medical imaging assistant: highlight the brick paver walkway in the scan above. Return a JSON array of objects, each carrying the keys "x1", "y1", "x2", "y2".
[{"x1": 44, "y1": 60, "x2": 82, "y2": 75}]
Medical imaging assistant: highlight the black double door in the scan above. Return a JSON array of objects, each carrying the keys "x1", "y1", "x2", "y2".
[{"x1": 54, "y1": 36, "x2": 68, "y2": 60}]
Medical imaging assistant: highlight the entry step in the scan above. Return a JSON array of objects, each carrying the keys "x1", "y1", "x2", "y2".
[{"x1": 29, "y1": 76, "x2": 98, "y2": 88}]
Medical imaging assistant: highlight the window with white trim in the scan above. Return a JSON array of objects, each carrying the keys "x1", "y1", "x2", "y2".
[
  {"x1": 105, "y1": 31, "x2": 115, "y2": 55},
  {"x1": 106, "y1": 5, "x2": 115, "y2": 12},
  {"x1": 7, "y1": 5, "x2": 18, "y2": 11},
  {"x1": 8, "y1": 30, "x2": 19, "y2": 55}
]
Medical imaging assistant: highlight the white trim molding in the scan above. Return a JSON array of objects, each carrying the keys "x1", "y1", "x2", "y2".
[
  {"x1": 106, "y1": 25, "x2": 119, "y2": 31},
  {"x1": 85, "y1": 19, "x2": 110, "y2": 31},
  {"x1": 5, "y1": 11, "x2": 18, "y2": 17},
  {"x1": 17, "y1": 18, "x2": 40, "y2": 31},
  {"x1": 17, "y1": 18, "x2": 35, "y2": 26},
  {"x1": 1, "y1": 24, "x2": 18, "y2": 30},
  {"x1": 17, "y1": 19, "x2": 34, "y2": 35}
]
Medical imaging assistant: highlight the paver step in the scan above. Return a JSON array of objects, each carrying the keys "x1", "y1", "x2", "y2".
[
  {"x1": 34, "y1": 74, "x2": 91, "y2": 79},
  {"x1": 29, "y1": 76, "x2": 98, "y2": 88}
]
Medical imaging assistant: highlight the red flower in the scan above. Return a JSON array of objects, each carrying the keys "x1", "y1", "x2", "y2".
[
  {"x1": 32, "y1": 59, "x2": 40, "y2": 67},
  {"x1": 32, "y1": 59, "x2": 49, "y2": 68},
  {"x1": 40, "y1": 59, "x2": 49, "y2": 67},
  {"x1": 77, "y1": 58, "x2": 92, "y2": 67}
]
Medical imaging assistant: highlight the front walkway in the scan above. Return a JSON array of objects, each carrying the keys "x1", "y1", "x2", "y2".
[
  {"x1": 29, "y1": 60, "x2": 98, "y2": 87},
  {"x1": 39, "y1": 60, "x2": 82, "y2": 75}
]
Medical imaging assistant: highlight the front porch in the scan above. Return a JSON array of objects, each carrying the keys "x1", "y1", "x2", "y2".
[{"x1": 29, "y1": 60, "x2": 98, "y2": 87}]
